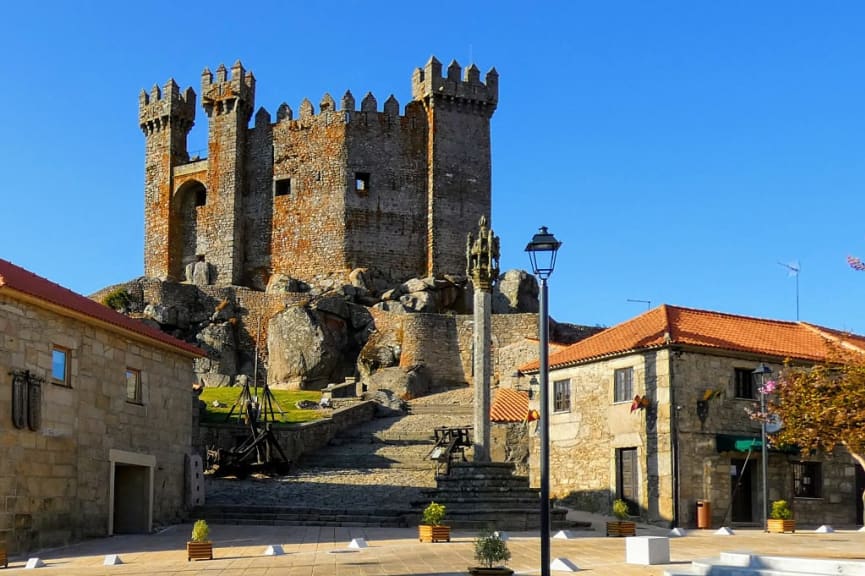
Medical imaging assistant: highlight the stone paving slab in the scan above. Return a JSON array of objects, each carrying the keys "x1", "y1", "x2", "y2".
[{"x1": 4, "y1": 524, "x2": 863, "y2": 575}]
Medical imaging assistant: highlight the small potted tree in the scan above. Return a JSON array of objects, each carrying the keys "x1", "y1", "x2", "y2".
[
  {"x1": 606, "y1": 498, "x2": 636, "y2": 537},
  {"x1": 419, "y1": 501, "x2": 450, "y2": 543},
  {"x1": 468, "y1": 529, "x2": 513, "y2": 575},
  {"x1": 187, "y1": 519, "x2": 213, "y2": 561},
  {"x1": 767, "y1": 499, "x2": 795, "y2": 533}
]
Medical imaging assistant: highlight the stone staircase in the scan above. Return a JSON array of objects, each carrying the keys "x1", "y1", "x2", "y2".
[
  {"x1": 415, "y1": 461, "x2": 571, "y2": 531},
  {"x1": 196, "y1": 389, "x2": 570, "y2": 530}
]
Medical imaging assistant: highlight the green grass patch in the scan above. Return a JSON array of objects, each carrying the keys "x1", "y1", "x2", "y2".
[{"x1": 198, "y1": 386, "x2": 323, "y2": 424}]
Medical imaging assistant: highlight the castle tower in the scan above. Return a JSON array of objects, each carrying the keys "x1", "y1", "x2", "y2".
[
  {"x1": 139, "y1": 80, "x2": 195, "y2": 280},
  {"x1": 200, "y1": 61, "x2": 255, "y2": 285},
  {"x1": 413, "y1": 57, "x2": 498, "y2": 278}
]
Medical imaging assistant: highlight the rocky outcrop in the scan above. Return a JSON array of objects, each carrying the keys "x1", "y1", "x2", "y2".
[
  {"x1": 374, "y1": 275, "x2": 470, "y2": 314},
  {"x1": 92, "y1": 267, "x2": 593, "y2": 397},
  {"x1": 492, "y1": 269, "x2": 538, "y2": 313}
]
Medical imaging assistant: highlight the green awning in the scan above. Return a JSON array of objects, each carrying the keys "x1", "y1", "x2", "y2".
[{"x1": 716, "y1": 434, "x2": 762, "y2": 452}]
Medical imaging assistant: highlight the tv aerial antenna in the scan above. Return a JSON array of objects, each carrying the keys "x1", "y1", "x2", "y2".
[
  {"x1": 627, "y1": 298, "x2": 651, "y2": 311},
  {"x1": 778, "y1": 261, "x2": 800, "y2": 320}
]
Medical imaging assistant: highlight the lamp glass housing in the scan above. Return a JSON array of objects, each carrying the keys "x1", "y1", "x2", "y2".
[{"x1": 525, "y1": 226, "x2": 562, "y2": 280}]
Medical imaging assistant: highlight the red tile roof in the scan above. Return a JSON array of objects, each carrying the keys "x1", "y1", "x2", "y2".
[
  {"x1": 520, "y1": 304, "x2": 864, "y2": 372},
  {"x1": 0, "y1": 259, "x2": 203, "y2": 357},
  {"x1": 491, "y1": 388, "x2": 529, "y2": 422}
]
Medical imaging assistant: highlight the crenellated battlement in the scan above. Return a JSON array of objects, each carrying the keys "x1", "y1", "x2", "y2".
[
  {"x1": 268, "y1": 89, "x2": 406, "y2": 127},
  {"x1": 138, "y1": 79, "x2": 196, "y2": 135},
  {"x1": 411, "y1": 56, "x2": 498, "y2": 111},
  {"x1": 142, "y1": 56, "x2": 496, "y2": 287},
  {"x1": 201, "y1": 60, "x2": 255, "y2": 117}
]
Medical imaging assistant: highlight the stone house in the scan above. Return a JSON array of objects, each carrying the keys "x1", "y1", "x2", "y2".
[
  {"x1": 0, "y1": 259, "x2": 203, "y2": 553},
  {"x1": 521, "y1": 304, "x2": 865, "y2": 528}
]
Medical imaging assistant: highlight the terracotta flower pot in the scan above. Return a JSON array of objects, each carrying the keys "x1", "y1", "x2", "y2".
[
  {"x1": 187, "y1": 540, "x2": 213, "y2": 561},
  {"x1": 419, "y1": 524, "x2": 451, "y2": 543}
]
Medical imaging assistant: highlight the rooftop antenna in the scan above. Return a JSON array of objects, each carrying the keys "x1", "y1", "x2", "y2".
[
  {"x1": 627, "y1": 298, "x2": 651, "y2": 311},
  {"x1": 778, "y1": 261, "x2": 800, "y2": 320}
]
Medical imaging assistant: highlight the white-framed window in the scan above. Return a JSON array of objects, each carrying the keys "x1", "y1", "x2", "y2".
[
  {"x1": 51, "y1": 345, "x2": 71, "y2": 387},
  {"x1": 614, "y1": 367, "x2": 634, "y2": 403},
  {"x1": 126, "y1": 368, "x2": 142, "y2": 404},
  {"x1": 553, "y1": 379, "x2": 571, "y2": 412}
]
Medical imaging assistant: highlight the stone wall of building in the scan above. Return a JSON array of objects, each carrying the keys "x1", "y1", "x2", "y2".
[
  {"x1": 536, "y1": 348, "x2": 859, "y2": 528},
  {"x1": 0, "y1": 294, "x2": 197, "y2": 554},
  {"x1": 671, "y1": 350, "x2": 857, "y2": 528},
  {"x1": 531, "y1": 349, "x2": 673, "y2": 522},
  {"x1": 140, "y1": 57, "x2": 497, "y2": 288}
]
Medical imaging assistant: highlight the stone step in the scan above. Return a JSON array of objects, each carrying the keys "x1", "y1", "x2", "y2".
[
  {"x1": 416, "y1": 493, "x2": 542, "y2": 506},
  {"x1": 407, "y1": 404, "x2": 473, "y2": 416},
  {"x1": 194, "y1": 505, "x2": 410, "y2": 528}
]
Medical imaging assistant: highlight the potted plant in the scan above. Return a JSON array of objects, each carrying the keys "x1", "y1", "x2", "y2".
[
  {"x1": 767, "y1": 499, "x2": 795, "y2": 533},
  {"x1": 468, "y1": 529, "x2": 513, "y2": 575},
  {"x1": 606, "y1": 498, "x2": 637, "y2": 537},
  {"x1": 187, "y1": 519, "x2": 213, "y2": 561},
  {"x1": 0, "y1": 540, "x2": 6, "y2": 568},
  {"x1": 419, "y1": 501, "x2": 450, "y2": 543}
]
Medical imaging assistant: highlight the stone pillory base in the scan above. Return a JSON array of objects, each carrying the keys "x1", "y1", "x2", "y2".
[{"x1": 140, "y1": 57, "x2": 498, "y2": 288}]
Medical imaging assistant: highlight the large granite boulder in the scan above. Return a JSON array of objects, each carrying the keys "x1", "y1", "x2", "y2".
[
  {"x1": 357, "y1": 329, "x2": 402, "y2": 380},
  {"x1": 267, "y1": 305, "x2": 346, "y2": 390},
  {"x1": 195, "y1": 321, "x2": 238, "y2": 385},
  {"x1": 493, "y1": 269, "x2": 539, "y2": 313},
  {"x1": 364, "y1": 365, "x2": 432, "y2": 400}
]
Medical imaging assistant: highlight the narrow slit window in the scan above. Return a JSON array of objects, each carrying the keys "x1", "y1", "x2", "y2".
[
  {"x1": 274, "y1": 178, "x2": 291, "y2": 197},
  {"x1": 355, "y1": 172, "x2": 370, "y2": 195}
]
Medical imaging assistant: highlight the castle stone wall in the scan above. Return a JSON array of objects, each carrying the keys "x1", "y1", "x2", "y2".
[{"x1": 141, "y1": 57, "x2": 497, "y2": 288}]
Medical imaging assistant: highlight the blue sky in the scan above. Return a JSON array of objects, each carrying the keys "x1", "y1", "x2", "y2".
[{"x1": 2, "y1": 1, "x2": 863, "y2": 334}]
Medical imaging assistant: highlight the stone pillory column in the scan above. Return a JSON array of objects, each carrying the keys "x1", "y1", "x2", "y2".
[{"x1": 467, "y1": 216, "x2": 500, "y2": 462}]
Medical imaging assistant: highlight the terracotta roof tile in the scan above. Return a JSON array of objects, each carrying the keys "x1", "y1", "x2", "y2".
[
  {"x1": 520, "y1": 304, "x2": 864, "y2": 372},
  {"x1": 0, "y1": 259, "x2": 203, "y2": 357},
  {"x1": 491, "y1": 388, "x2": 529, "y2": 422}
]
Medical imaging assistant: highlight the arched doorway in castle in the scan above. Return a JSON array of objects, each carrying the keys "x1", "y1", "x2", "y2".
[{"x1": 175, "y1": 180, "x2": 207, "y2": 278}]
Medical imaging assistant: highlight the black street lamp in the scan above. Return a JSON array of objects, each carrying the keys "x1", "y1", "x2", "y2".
[
  {"x1": 753, "y1": 362, "x2": 773, "y2": 532},
  {"x1": 525, "y1": 226, "x2": 561, "y2": 576}
]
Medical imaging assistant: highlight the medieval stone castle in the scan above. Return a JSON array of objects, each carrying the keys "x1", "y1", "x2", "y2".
[{"x1": 139, "y1": 57, "x2": 499, "y2": 288}]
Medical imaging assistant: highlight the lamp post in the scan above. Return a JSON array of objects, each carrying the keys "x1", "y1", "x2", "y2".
[
  {"x1": 752, "y1": 362, "x2": 773, "y2": 532},
  {"x1": 525, "y1": 226, "x2": 561, "y2": 576}
]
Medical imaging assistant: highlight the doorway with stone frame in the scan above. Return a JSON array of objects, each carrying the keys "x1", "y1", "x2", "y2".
[
  {"x1": 108, "y1": 449, "x2": 154, "y2": 535},
  {"x1": 616, "y1": 447, "x2": 640, "y2": 516}
]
